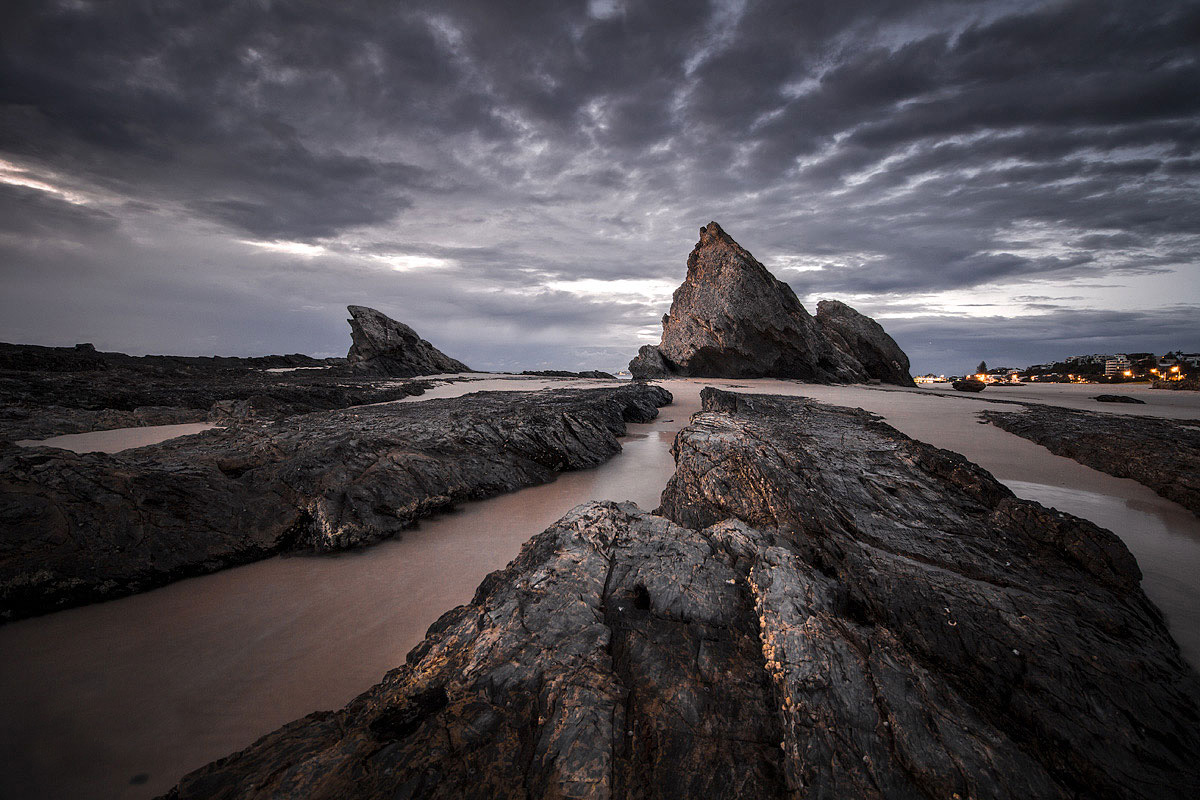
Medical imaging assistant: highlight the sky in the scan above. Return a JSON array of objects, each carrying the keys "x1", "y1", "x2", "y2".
[{"x1": 1, "y1": 0, "x2": 1197, "y2": 375}]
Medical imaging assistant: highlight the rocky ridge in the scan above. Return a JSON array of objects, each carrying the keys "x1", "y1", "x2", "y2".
[
  {"x1": 163, "y1": 389, "x2": 1199, "y2": 799},
  {"x1": 0, "y1": 384, "x2": 670, "y2": 621},
  {"x1": 347, "y1": 305, "x2": 471, "y2": 377},
  {"x1": 628, "y1": 223, "x2": 913, "y2": 385},
  {"x1": 0, "y1": 340, "x2": 440, "y2": 442},
  {"x1": 984, "y1": 404, "x2": 1200, "y2": 517}
]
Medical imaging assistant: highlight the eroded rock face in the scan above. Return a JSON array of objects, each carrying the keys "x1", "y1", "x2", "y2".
[
  {"x1": 346, "y1": 305, "x2": 470, "y2": 376},
  {"x1": 984, "y1": 404, "x2": 1200, "y2": 517},
  {"x1": 163, "y1": 389, "x2": 1200, "y2": 800},
  {"x1": 0, "y1": 384, "x2": 670, "y2": 621},
  {"x1": 815, "y1": 299, "x2": 915, "y2": 386},
  {"x1": 628, "y1": 223, "x2": 913, "y2": 385},
  {"x1": 659, "y1": 389, "x2": 1200, "y2": 798}
]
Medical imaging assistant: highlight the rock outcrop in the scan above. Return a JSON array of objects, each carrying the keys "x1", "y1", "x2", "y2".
[
  {"x1": 815, "y1": 299, "x2": 914, "y2": 386},
  {"x1": 520, "y1": 370, "x2": 617, "y2": 379},
  {"x1": 346, "y1": 305, "x2": 470, "y2": 376},
  {"x1": 984, "y1": 404, "x2": 1200, "y2": 517},
  {"x1": 628, "y1": 223, "x2": 913, "y2": 385},
  {"x1": 0, "y1": 340, "x2": 447, "y2": 442},
  {"x1": 163, "y1": 389, "x2": 1200, "y2": 799},
  {"x1": 0, "y1": 384, "x2": 670, "y2": 621}
]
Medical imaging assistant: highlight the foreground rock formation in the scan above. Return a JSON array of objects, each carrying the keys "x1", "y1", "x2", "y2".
[
  {"x1": 0, "y1": 384, "x2": 670, "y2": 621},
  {"x1": 165, "y1": 389, "x2": 1199, "y2": 799},
  {"x1": 985, "y1": 405, "x2": 1200, "y2": 517},
  {"x1": 346, "y1": 305, "x2": 471, "y2": 376},
  {"x1": 628, "y1": 223, "x2": 913, "y2": 385}
]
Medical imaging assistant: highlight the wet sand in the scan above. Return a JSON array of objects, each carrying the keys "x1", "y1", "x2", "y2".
[
  {"x1": 914, "y1": 381, "x2": 1200, "y2": 419},
  {"x1": 1, "y1": 377, "x2": 1197, "y2": 800},
  {"x1": 15, "y1": 422, "x2": 218, "y2": 454}
]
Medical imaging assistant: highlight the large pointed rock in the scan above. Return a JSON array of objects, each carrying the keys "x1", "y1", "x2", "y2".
[
  {"x1": 346, "y1": 305, "x2": 470, "y2": 377},
  {"x1": 628, "y1": 223, "x2": 913, "y2": 385}
]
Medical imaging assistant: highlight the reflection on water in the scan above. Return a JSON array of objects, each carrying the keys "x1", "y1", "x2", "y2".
[
  {"x1": 1002, "y1": 480, "x2": 1200, "y2": 667},
  {"x1": 16, "y1": 422, "x2": 217, "y2": 453}
]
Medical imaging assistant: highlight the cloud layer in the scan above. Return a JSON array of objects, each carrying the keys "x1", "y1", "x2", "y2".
[{"x1": 2, "y1": 0, "x2": 1197, "y2": 373}]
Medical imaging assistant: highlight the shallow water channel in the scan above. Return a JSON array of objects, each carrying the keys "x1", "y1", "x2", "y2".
[{"x1": 1, "y1": 379, "x2": 1197, "y2": 800}]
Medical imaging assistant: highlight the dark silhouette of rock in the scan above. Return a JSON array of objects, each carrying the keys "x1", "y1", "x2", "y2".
[
  {"x1": 985, "y1": 405, "x2": 1199, "y2": 517},
  {"x1": 1094, "y1": 394, "x2": 1145, "y2": 404},
  {"x1": 953, "y1": 378, "x2": 986, "y2": 392},
  {"x1": 627, "y1": 223, "x2": 912, "y2": 385},
  {"x1": 162, "y1": 390, "x2": 1199, "y2": 800},
  {"x1": 346, "y1": 305, "x2": 470, "y2": 376},
  {"x1": 815, "y1": 300, "x2": 915, "y2": 386},
  {"x1": 628, "y1": 343, "x2": 671, "y2": 380},
  {"x1": 0, "y1": 384, "x2": 670, "y2": 621},
  {"x1": 519, "y1": 370, "x2": 617, "y2": 379}
]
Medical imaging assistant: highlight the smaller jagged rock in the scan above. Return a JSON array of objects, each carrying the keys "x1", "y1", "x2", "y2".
[
  {"x1": 953, "y1": 378, "x2": 986, "y2": 392},
  {"x1": 1094, "y1": 394, "x2": 1145, "y2": 404},
  {"x1": 816, "y1": 300, "x2": 915, "y2": 386},
  {"x1": 346, "y1": 305, "x2": 470, "y2": 377},
  {"x1": 519, "y1": 370, "x2": 617, "y2": 379},
  {"x1": 628, "y1": 344, "x2": 670, "y2": 379}
]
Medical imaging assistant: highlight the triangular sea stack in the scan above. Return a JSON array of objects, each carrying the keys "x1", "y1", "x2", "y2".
[
  {"x1": 346, "y1": 305, "x2": 470, "y2": 377},
  {"x1": 629, "y1": 223, "x2": 913, "y2": 385}
]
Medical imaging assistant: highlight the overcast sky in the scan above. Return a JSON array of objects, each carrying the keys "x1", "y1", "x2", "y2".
[{"x1": 2, "y1": 0, "x2": 1197, "y2": 374}]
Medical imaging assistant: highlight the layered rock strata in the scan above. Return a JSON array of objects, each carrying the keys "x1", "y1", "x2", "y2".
[
  {"x1": 628, "y1": 223, "x2": 913, "y2": 385},
  {"x1": 984, "y1": 405, "x2": 1200, "y2": 516},
  {"x1": 346, "y1": 305, "x2": 471, "y2": 376},
  {"x1": 0, "y1": 384, "x2": 670, "y2": 621},
  {"x1": 164, "y1": 389, "x2": 1200, "y2": 799}
]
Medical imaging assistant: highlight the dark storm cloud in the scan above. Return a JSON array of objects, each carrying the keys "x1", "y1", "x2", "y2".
[{"x1": 1, "y1": 0, "x2": 1197, "y2": 368}]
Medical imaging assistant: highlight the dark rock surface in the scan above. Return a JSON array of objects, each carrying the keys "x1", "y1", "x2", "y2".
[
  {"x1": 520, "y1": 370, "x2": 618, "y2": 379},
  {"x1": 346, "y1": 305, "x2": 471, "y2": 377},
  {"x1": 163, "y1": 389, "x2": 1199, "y2": 799},
  {"x1": 1095, "y1": 394, "x2": 1145, "y2": 404},
  {"x1": 953, "y1": 378, "x2": 987, "y2": 392},
  {"x1": 628, "y1": 343, "x2": 671, "y2": 380},
  {"x1": 0, "y1": 350, "x2": 439, "y2": 441},
  {"x1": 815, "y1": 299, "x2": 915, "y2": 386},
  {"x1": 0, "y1": 342, "x2": 336, "y2": 374},
  {"x1": 627, "y1": 223, "x2": 913, "y2": 385},
  {"x1": 985, "y1": 405, "x2": 1200, "y2": 517},
  {"x1": 0, "y1": 384, "x2": 670, "y2": 621}
]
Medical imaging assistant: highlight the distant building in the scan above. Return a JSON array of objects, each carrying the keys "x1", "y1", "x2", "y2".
[
  {"x1": 1065, "y1": 354, "x2": 1109, "y2": 365},
  {"x1": 1105, "y1": 355, "x2": 1131, "y2": 376}
]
